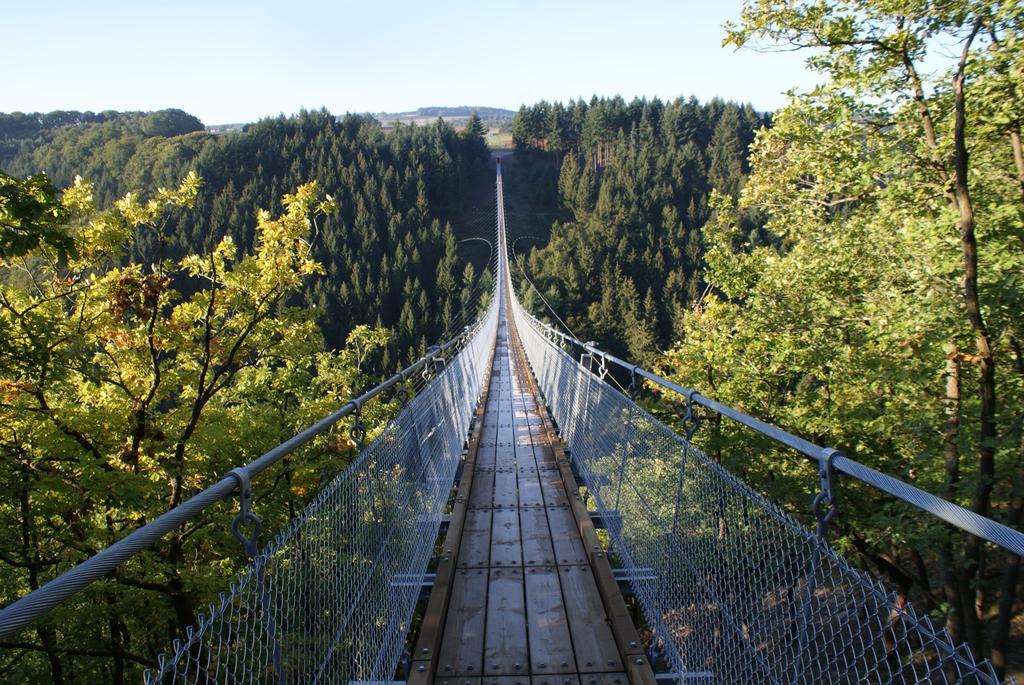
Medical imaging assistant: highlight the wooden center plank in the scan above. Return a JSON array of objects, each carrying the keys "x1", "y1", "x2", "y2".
[
  {"x1": 484, "y1": 567, "x2": 528, "y2": 674},
  {"x1": 524, "y1": 566, "x2": 576, "y2": 674}
]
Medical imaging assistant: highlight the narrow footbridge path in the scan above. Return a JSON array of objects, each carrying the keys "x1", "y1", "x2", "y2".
[{"x1": 411, "y1": 266, "x2": 652, "y2": 685}]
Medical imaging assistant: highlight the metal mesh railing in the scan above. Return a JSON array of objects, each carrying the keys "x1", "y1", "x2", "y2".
[
  {"x1": 143, "y1": 295, "x2": 499, "y2": 684},
  {"x1": 509, "y1": 294, "x2": 1002, "y2": 684}
]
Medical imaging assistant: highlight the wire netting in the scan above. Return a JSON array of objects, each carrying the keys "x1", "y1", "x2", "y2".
[
  {"x1": 144, "y1": 297, "x2": 498, "y2": 685},
  {"x1": 510, "y1": 295, "x2": 1001, "y2": 685}
]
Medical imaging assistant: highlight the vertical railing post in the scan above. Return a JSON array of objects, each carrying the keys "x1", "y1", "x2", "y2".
[
  {"x1": 670, "y1": 391, "x2": 701, "y2": 543},
  {"x1": 575, "y1": 349, "x2": 595, "y2": 471},
  {"x1": 612, "y1": 367, "x2": 640, "y2": 535}
]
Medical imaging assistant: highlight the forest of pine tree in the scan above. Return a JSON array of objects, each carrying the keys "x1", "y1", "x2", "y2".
[
  {"x1": 1, "y1": 108, "x2": 493, "y2": 364},
  {"x1": 3, "y1": 5, "x2": 1023, "y2": 670},
  {"x1": 506, "y1": 96, "x2": 767, "y2": 365},
  {"x1": 505, "y1": 52, "x2": 1024, "y2": 673}
]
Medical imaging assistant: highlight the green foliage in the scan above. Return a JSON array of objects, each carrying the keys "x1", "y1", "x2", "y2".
[
  {"x1": 2, "y1": 108, "x2": 492, "y2": 362},
  {"x1": 0, "y1": 109, "x2": 204, "y2": 165},
  {"x1": 0, "y1": 106, "x2": 495, "y2": 681},
  {"x1": 0, "y1": 171, "x2": 78, "y2": 262},
  {"x1": 510, "y1": 95, "x2": 766, "y2": 364},
  {"x1": 0, "y1": 173, "x2": 398, "y2": 683},
  {"x1": 134, "y1": 109, "x2": 204, "y2": 137},
  {"x1": 660, "y1": 0, "x2": 1024, "y2": 671},
  {"x1": 0, "y1": 110, "x2": 123, "y2": 141},
  {"x1": 462, "y1": 111, "x2": 486, "y2": 139}
]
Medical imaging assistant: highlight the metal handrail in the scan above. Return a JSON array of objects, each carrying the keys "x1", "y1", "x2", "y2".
[
  {"x1": 520, "y1": 312, "x2": 1024, "y2": 558},
  {"x1": 0, "y1": 325, "x2": 479, "y2": 639}
]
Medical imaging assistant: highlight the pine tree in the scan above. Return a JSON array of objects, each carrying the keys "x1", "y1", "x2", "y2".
[
  {"x1": 707, "y1": 108, "x2": 746, "y2": 197},
  {"x1": 463, "y1": 111, "x2": 485, "y2": 139}
]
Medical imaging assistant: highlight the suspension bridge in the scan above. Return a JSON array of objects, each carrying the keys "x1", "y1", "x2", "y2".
[{"x1": 1, "y1": 163, "x2": 1023, "y2": 684}]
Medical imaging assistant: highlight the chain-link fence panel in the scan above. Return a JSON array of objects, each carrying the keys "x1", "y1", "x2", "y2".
[
  {"x1": 511, "y1": 295, "x2": 1000, "y2": 685},
  {"x1": 144, "y1": 299, "x2": 498, "y2": 685}
]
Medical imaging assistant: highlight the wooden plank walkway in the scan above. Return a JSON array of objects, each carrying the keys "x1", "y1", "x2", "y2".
[{"x1": 411, "y1": 292, "x2": 654, "y2": 685}]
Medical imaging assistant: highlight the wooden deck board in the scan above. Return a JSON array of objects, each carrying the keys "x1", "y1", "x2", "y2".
[
  {"x1": 437, "y1": 678, "x2": 482, "y2": 685},
  {"x1": 493, "y1": 469, "x2": 519, "y2": 507},
  {"x1": 519, "y1": 506, "x2": 555, "y2": 567},
  {"x1": 459, "y1": 509, "x2": 493, "y2": 568},
  {"x1": 484, "y1": 567, "x2": 528, "y2": 675},
  {"x1": 539, "y1": 469, "x2": 569, "y2": 505},
  {"x1": 482, "y1": 678, "x2": 533, "y2": 685},
  {"x1": 471, "y1": 469, "x2": 496, "y2": 508},
  {"x1": 490, "y1": 507, "x2": 522, "y2": 567},
  {"x1": 531, "y1": 677, "x2": 581, "y2": 685},
  {"x1": 557, "y1": 565, "x2": 623, "y2": 673},
  {"x1": 438, "y1": 568, "x2": 489, "y2": 676},
  {"x1": 524, "y1": 566, "x2": 576, "y2": 674},
  {"x1": 577, "y1": 674, "x2": 629, "y2": 685},
  {"x1": 516, "y1": 468, "x2": 545, "y2": 506},
  {"x1": 533, "y1": 444, "x2": 558, "y2": 468},
  {"x1": 546, "y1": 505, "x2": 587, "y2": 565}
]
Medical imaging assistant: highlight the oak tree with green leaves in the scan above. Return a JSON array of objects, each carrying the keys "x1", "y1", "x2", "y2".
[
  {"x1": 0, "y1": 173, "x2": 394, "y2": 684},
  {"x1": 0, "y1": 171, "x2": 77, "y2": 263},
  {"x1": 659, "y1": 0, "x2": 1024, "y2": 674}
]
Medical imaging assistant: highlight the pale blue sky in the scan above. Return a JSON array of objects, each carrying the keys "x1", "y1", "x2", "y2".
[{"x1": 3, "y1": 0, "x2": 819, "y2": 124}]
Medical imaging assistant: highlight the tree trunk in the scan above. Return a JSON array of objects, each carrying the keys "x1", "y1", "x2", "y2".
[
  {"x1": 105, "y1": 592, "x2": 125, "y2": 685},
  {"x1": 17, "y1": 469, "x2": 65, "y2": 685},
  {"x1": 1011, "y1": 126, "x2": 1024, "y2": 206},
  {"x1": 939, "y1": 343, "x2": 968, "y2": 645},
  {"x1": 992, "y1": 340, "x2": 1024, "y2": 677},
  {"x1": 991, "y1": 438, "x2": 1023, "y2": 677},
  {"x1": 910, "y1": 549, "x2": 933, "y2": 605},
  {"x1": 951, "y1": 23, "x2": 995, "y2": 655},
  {"x1": 168, "y1": 575, "x2": 197, "y2": 640},
  {"x1": 35, "y1": 625, "x2": 64, "y2": 685}
]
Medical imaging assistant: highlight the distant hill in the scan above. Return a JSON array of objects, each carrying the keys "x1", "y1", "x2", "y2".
[
  {"x1": 411, "y1": 106, "x2": 515, "y2": 119},
  {"x1": 206, "y1": 122, "x2": 247, "y2": 135},
  {"x1": 207, "y1": 108, "x2": 516, "y2": 134},
  {"x1": 0, "y1": 109, "x2": 204, "y2": 142},
  {"x1": 373, "y1": 106, "x2": 515, "y2": 131}
]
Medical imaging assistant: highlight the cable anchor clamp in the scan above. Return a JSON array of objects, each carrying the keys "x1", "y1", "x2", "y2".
[
  {"x1": 395, "y1": 370, "x2": 410, "y2": 406},
  {"x1": 681, "y1": 390, "x2": 702, "y2": 442},
  {"x1": 427, "y1": 344, "x2": 446, "y2": 374},
  {"x1": 349, "y1": 401, "x2": 367, "y2": 449},
  {"x1": 627, "y1": 365, "x2": 640, "y2": 399},
  {"x1": 225, "y1": 467, "x2": 261, "y2": 558},
  {"x1": 812, "y1": 448, "x2": 840, "y2": 540}
]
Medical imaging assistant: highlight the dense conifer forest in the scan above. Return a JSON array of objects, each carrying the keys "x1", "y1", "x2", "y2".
[
  {"x1": 503, "y1": 5, "x2": 1024, "y2": 676},
  {"x1": 1, "y1": 108, "x2": 493, "y2": 360},
  {"x1": 506, "y1": 96, "x2": 767, "y2": 365}
]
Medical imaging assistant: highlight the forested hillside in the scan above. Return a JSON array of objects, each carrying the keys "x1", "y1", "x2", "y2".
[
  {"x1": 507, "y1": 96, "x2": 767, "y2": 364},
  {"x1": 0, "y1": 109, "x2": 494, "y2": 684},
  {"x1": 2, "y1": 108, "x2": 493, "y2": 361},
  {"x1": 4, "y1": 2, "x2": 1022, "y2": 671},
  {"x1": 0, "y1": 109, "x2": 205, "y2": 160}
]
